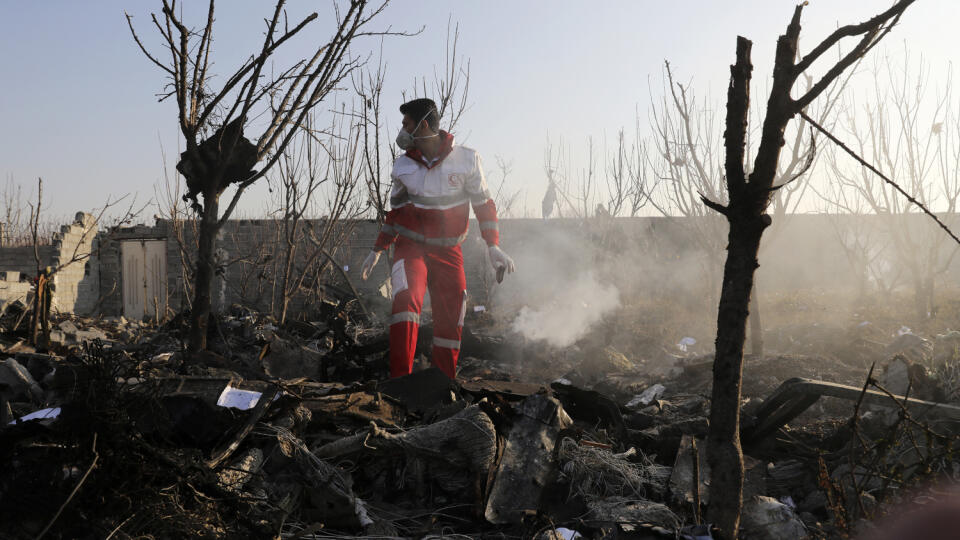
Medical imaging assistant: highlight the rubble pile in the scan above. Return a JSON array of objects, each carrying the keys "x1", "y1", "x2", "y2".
[{"x1": 3, "y1": 300, "x2": 960, "y2": 539}]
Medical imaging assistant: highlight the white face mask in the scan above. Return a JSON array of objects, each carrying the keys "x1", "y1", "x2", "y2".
[{"x1": 396, "y1": 110, "x2": 438, "y2": 150}]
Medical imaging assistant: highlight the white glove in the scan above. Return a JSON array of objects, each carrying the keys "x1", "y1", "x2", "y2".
[
  {"x1": 361, "y1": 250, "x2": 381, "y2": 281},
  {"x1": 488, "y1": 245, "x2": 516, "y2": 275}
]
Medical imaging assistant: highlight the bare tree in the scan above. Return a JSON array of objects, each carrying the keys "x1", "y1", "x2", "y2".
[
  {"x1": 271, "y1": 111, "x2": 366, "y2": 324},
  {"x1": 605, "y1": 124, "x2": 655, "y2": 218},
  {"x1": 127, "y1": 0, "x2": 395, "y2": 351},
  {"x1": 541, "y1": 138, "x2": 591, "y2": 219},
  {"x1": 155, "y1": 142, "x2": 199, "y2": 312},
  {"x1": 1, "y1": 177, "x2": 61, "y2": 247},
  {"x1": 826, "y1": 53, "x2": 960, "y2": 322},
  {"x1": 702, "y1": 3, "x2": 914, "y2": 537},
  {"x1": 405, "y1": 18, "x2": 471, "y2": 133},
  {"x1": 817, "y1": 180, "x2": 902, "y2": 299},
  {"x1": 647, "y1": 63, "x2": 731, "y2": 306},
  {"x1": 649, "y1": 59, "x2": 843, "y2": 356},
  {"x1": 353, "y1": 48, "x2": 391, "y2": 223},
  {"x1": 491, "y1": 156, "x2": 523, "y2": 219}
]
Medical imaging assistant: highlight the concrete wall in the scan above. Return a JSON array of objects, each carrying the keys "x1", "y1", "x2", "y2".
[
  {"x1": 5, "y1": 211, "x2": 960, "y2": 318},
  {"x1": 51, "y1": 213, "x2": 99, "y2": 314},
  {"x1": 0, "y1": 212, "x2": 99, "y2": 314},
  {"x1": 93, "y1": 213, "x2": 960, "y2": 318},
  {"x1": 0, "y1": 271, "x2": 30, "y2": 310}
]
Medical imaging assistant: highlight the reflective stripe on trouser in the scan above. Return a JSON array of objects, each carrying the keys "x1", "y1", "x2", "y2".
[{"x1": 389, "y1": 237, "x2": 467, "y2": 379}]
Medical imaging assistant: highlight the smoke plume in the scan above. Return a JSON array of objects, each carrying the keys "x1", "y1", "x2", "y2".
[{"x1": 511, "y1": 271, "x2": 620, "y2": 347}]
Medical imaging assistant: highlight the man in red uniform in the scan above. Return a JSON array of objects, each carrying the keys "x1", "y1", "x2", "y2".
[{"x1": 361, "y1": 98, "x2": 515, "y2": 379}]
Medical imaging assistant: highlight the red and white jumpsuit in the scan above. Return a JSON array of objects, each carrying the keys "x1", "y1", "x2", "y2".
[{"x1": 373, "y1": 131, "x2": 500, "y2": 379}]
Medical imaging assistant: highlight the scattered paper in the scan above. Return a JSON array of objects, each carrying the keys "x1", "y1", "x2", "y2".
[
  {"x1": 898, "y1": 325, "x2": 912, "y2": 336},
  {"x1": 858, "y1": 321, "x2": 871, "y2": 327},
  {"x1": 217, "y1": 385, "x2": 263, "y2": 410},
  {"x1": 473, "y1": 305, "x2": 486, "y2": 312},
  {"x1": 677, "y1": 336, "x2": 697, "y2": 352},
  {"x1": 556, "y1": 528, "x2": 582, "y2": 540},
  {"x1": 9, "y1": 407, "x2": 61, "y2": 425},
  {"x1": 553, "y1": 377, "x2": 573, "y2": 386},
  {"x1": 343, "y1": 265, "x2": 349, "y2": 272}
]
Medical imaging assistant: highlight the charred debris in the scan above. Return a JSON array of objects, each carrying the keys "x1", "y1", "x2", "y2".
[{"x1": 1, "y1": 294, "x2": 960, "y2": 539}]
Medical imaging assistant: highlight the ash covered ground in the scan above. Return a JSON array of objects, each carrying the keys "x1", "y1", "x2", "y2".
[{"x1": 3, "y1": 284, "x2": 960, "y2": 539}]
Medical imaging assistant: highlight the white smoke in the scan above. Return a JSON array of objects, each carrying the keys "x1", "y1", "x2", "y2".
[{"x1": 511, "y1": 271, "x2": 620, "y2": 347}]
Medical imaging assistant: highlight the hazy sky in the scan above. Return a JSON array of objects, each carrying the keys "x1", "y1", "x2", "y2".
[{"x1": 1, "y1": 1, "x2": 957, "y2": 221}]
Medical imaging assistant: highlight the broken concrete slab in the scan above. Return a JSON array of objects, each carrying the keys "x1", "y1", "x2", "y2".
[
  {"x1": 0, "y1": 358, "x2": 43, "y2": 402},
  {"x1": 740, "y1": 495, "x2": 808, "y2": 539},
  {"x1": 57, "y1": 320, "x2": 79, "y2": 335},
  {"x1": 74, "y1": 327, "x2": 108, "y2": 342},
  {"x1": 484, "y1": 393, "x2": 573, "y2": 524}
]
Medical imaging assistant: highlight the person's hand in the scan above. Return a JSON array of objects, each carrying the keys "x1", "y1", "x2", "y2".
[
  {"x1": 488, "y1": 245, "x2": 516, "y2": 280},
  {"x1": 361, "y1": 250, "x2": 381, "y2": 281}
]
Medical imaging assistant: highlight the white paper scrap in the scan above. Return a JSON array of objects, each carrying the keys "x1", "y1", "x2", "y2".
[
  {"x1": 677, "y1": 336, "x2": 697, "y2": 352},
  {"x1": 217, "y1": 385, "x2": 263, "y2": 410},
  {"x1": 9, "y1": 407, "x2": 61, "y2": 425},
  {"x1": 473, "y1": 305, "x2": 486, "y2": 312}
]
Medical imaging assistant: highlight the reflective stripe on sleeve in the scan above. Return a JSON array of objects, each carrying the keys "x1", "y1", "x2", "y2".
[{"x1": 479, "y1": 221, "x2": 499, "y2": 231}]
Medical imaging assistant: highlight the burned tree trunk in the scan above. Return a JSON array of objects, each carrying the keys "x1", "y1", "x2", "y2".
[
  {"x1": 128, "y1": 0, "x2": 386, "y2": 352},
  {"x1": 703, "y1": 3, "x2": 914, "y2": 538},
  {"x1": 188, "y1": 191, "x2": 221, "y2": 351},
  {"x1": 748, "y1": 282, "x2": 762, "y2": 358},
  {"x1": 704, "y1": 36, "x2": 758, "y2": 537}
]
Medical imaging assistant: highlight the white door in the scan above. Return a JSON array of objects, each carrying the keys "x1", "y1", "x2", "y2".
[{"x1": 122, "y1": 240, "x2": 167, "y2": 320}]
